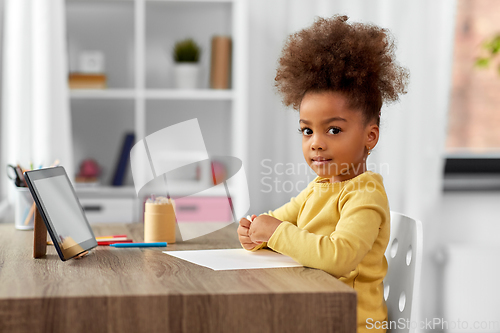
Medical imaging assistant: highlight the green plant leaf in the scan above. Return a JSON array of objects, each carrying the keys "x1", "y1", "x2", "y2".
[
  {"x1": 483, "y1": 35, "x2": 500, "y2": 54},
  {"x1": 475, "y1": 57, "x2": 490, "y2": 68},
  {"x1": 173, "y1": 38, "x2": 201, "y2": 62},
  {"x1": 492, "y1": 36, "x2": 500, "y2": 54}
]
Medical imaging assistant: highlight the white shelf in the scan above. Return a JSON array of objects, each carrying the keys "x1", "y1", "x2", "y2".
[
  {"x1": 74, "y1": 183, "x2": 228, "y2": 197},
  {"x1": 148, "y1": 0, "x2": 234, "y2": 3},
  {"x1": 68, "y1": 1, "x2": 234, "y2": 5},
  {"x1": 67, "y1": 0, "x2": 134, "y2": 2},
  {"x1": 144, "y1": 89, "x2": 233, "y2": 100},
  {"x1": 70, "y1": 89, "x2": 233, "y2": 100},
  {"x1": 75, "y1": 185, "x2": 136, "y2": 197},
  {"x1": 142, "y1": 181, "x2": 228, "y2": 197},
  {"x1": 70, "y1": 89, "x2": 135, "y2": 99}
]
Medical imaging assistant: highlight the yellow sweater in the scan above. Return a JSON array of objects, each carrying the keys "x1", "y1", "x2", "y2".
[{"x1": 250, "y1": 171, "x2": 390, "y2": 333}]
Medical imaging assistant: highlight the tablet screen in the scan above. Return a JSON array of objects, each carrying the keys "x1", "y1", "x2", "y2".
[
  {"x1": 33, "y1": 175, "x2": 93, "y2": 248},
  {"x1": 24, "y1": 166, "x2": 97, "y2": 260}
]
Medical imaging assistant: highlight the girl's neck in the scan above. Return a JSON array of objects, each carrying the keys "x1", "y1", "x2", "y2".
[{"x1": 324, "y1": 161, "x2": 367, "y2": 183}]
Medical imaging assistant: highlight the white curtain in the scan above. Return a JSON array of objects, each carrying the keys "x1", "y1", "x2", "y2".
[
  {"x1": 1, "y1": 0, "x2": 73, "y2": 210},
  {"x1": 248, "y1": 0, "x2": 456, "y2": 328}
]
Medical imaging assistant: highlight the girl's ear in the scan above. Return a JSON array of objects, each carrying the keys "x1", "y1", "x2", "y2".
[{"x1": 366, "y1": 124, "x2": 379, "y2": 148}]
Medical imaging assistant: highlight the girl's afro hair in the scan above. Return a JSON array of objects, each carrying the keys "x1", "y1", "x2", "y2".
[{"x1": 275, "y1": 15, "x2": 409, "y2": 124}]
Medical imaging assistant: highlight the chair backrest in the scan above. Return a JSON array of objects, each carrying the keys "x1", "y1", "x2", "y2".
[{"x1": 383, "y1": 212, "x2": 423, "y2": 333}]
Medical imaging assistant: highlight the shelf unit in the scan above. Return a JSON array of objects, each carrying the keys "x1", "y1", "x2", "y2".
[
  {"x1": 70, "y1": 89, "x2": 234, "y2": 100},
  {"x1": 66, "y1": 0, "x2": 248, "y2": 223}
]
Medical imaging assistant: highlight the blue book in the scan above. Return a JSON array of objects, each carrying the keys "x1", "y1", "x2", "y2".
[{"x1": 112, "y1": 132, "x2": 135, "y2": 186}]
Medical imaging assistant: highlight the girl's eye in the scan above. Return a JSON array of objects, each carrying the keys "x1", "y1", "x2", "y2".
[
  {"x1": 298, "y1": 127, "x2": 313, "y2": 135},
  {"x1": 328, "y1": 127, "x2": 341, "y2": 135}
]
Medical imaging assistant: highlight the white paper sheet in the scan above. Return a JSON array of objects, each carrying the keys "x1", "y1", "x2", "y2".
[{"x1": 163, "y1": 248, "x2": 303, "y2": 271}]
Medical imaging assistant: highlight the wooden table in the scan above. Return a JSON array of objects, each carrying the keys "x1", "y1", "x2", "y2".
[{"x1": 0, "y1": 223, "x2": 356, "y2": 333}]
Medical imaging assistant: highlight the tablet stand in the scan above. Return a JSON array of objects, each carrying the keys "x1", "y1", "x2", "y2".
[
  {"x1": 32, "y1": 204, "x2": 90, "y2": 260},
  {"x1": 33, "y1": 205, "x2": 47, "y2": 258}
]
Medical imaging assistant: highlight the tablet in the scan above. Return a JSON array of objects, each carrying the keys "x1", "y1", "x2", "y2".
[{"x1": 24, "y1": 166, "x2": 97, "y2": 261}]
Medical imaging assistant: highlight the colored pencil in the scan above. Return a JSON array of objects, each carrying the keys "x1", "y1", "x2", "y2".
[
  {"x1": 96, "y1": 237, "x2": 128, "y2": 242},
  {"x1": 96, "y1": 235, "x2": 127, "y2": 240},
  {"x1": 24, "y1": 203, "x2": 36, "y2": 225},
  {"x1": 110, "y1": 242, "x2": 167, "y2": 248},
  {"x1": 98, "y1": 239, "x2": 133, "y2": 246}
]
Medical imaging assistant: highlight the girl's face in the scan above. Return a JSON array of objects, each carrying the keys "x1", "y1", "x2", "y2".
[{"x1": 299, "y1": 91, "x2": 379, "y2": 182}]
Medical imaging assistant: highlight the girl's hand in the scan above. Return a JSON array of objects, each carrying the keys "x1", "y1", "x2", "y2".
[
  {"x1": 248, "y1": 215, "x2": 282, "y2": 243},
  {"x1": 237, "y1": 215, "x2": 260, "y2": 250}
]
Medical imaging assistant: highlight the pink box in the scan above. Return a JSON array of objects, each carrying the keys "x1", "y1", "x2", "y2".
[{"x1": 172, "y1": 196, "x2": 233, "y2": 222}]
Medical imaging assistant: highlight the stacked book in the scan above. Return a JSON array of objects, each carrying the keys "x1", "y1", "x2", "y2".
[
  {"x1": 210, "y1": 36, "x2": 232, "y2": 89},
  {"x1": 69, "y1": 73, "x2": 107, "y2": 89}
]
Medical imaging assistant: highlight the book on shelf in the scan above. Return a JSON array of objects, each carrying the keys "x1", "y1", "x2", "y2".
[
  {"x1": 111, "y1": 132, "x2": 135, "y2": 186},
  {"x1": 68, "y1": 73, "x2": 107, "y2": 89},
  {"x1": 210, "y1": 36, "x2": 232, "y2": 89}
]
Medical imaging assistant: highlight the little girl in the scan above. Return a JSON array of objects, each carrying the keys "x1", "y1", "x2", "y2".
[{"x1": 237, "y1": 15, "x2": 409, "y2": 333}]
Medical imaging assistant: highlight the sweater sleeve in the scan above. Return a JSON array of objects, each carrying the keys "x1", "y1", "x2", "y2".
[
  {"x1": 246, "y1": 180, "x2": 315, "y2": 252},
  {"x1": 266, "y1": 180, "x2": 389, "y2": 278}
]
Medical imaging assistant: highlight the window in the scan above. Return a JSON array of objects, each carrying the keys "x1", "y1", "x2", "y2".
[{"x1": 445, "y1": 0, "x2": 500, "y2": 190}]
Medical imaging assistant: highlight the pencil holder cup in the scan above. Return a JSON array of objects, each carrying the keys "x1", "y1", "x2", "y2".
[
  {"x1": 144, "y1": 198, "x2": 176, "y2": 244},
  {"x1": 15, "y1": 187, "x2": 35, "y2": 230}
]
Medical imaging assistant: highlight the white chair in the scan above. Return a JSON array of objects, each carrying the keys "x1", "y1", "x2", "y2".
[{"x1": 383, "y1": 212, "x2": 423, "y2": 333}]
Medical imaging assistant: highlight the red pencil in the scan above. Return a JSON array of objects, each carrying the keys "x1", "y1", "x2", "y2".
[
  {"x1": 96, "y1": 234, "x2": 127, "y2": 240},
  {"x1": 98, "y1": 239, "x2": 133, "y2": 246}
]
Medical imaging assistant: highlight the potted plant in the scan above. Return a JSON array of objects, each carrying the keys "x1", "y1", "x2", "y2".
[{"x1": 172, "y1": 38, "x2": 201, "y2": 89}]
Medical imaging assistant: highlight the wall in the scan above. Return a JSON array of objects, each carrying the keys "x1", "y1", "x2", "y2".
[
  {"x1": 434, "y1": 190, "x2": 500, "y2": 331},
  {"x1": 440, "y1": 191, "x2": 500, "y2": 244}
]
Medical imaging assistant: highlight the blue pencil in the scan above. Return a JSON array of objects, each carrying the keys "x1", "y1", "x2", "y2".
[{"x1": 110, "y1": 242, "x2": 167, "y2": 248}]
